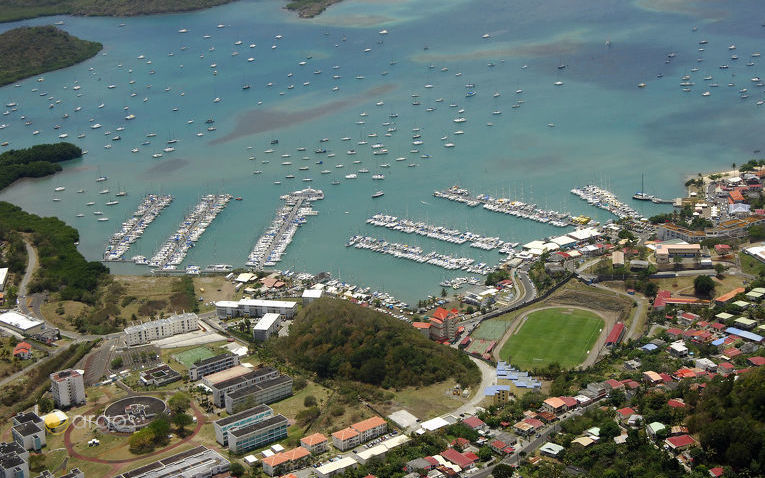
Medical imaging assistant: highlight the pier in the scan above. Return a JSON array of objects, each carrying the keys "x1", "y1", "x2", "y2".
[
  {"x1": 103, "y1": 194, "x2": 173, "y2": 261},
  {"x1": 570, "y1": 185, "x2": 645, "y2": 220},
  {"x1": 366, "y1": 213, "x2": 511, "y2": 251},
  {"x1": 345, "y1": 235, "x2": 496, "y2": 275},
  {"x1": 434, "y1": 186, "x2": 581, "y2": 228},
  {"x1": 246, "y1": 188, "x2": 324, "y2": 270},
  {"x1": 148, "y1": 193, "x2": 232, "y2": 270}
]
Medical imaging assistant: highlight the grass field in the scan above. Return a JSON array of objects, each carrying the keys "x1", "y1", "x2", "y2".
[
  {"x1": 500, "y1": 307, "x2": 604, "y2": 370},
  {"x1": 172, "y1": 346, "x2": 215, "y2": 369}
]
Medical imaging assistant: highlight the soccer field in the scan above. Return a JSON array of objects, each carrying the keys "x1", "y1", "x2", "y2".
[
  {"x1": 500, "y1": 307, "x2": 604, "y2": 370},
  {"x1": 172, "y1": 346, "x2": 215, "y2": 369}
]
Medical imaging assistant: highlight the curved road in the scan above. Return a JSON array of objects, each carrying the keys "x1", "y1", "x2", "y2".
[{"x1": 17, "y1": 238, "x2": 38, "y2": 313}]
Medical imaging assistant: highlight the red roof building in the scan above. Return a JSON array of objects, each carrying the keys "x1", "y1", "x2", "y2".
[
  {"x1": 747, "y1": 356, "x2": 765, "y2": 366},
  {"x1": 489, "y1": 439, "x2": 514, "y2": 454},
  {"x1": 665, "y1": 434, "x2": 696, "y2": 451},
  {"x1": 605, "y1": 379, "x2": 624, "y2": 391},
  {"x1": 708, "y1": 467, "x2": 724, "y2": 478},
  {"x1": 605, "y1": 322, "x2": 626, "y2": 346},
  {"x1": 717, "y1": 362, "x2": 735, "y2": 374},
  {"x1": 440, "y1": 448, "x2": 476, "y2": 469},
  {"x1": 450, "y1": 437, "x2": 470, "y2": 450},
  {"x1": 667, "y1": 398, "x2": 686, "y2": 409},
  {"x1": 723, "y1": 347, "x2": 742, "y2": 358},
  {"x1": 461, "y1": 416, "x2": 486, "y2": 430},
  {"x1": 616, "y1": 407, "x2": 636, "y2": 420},
  {"x1": 666, "y1": 328, "x2": 684, "y2": 337},
  {"x1": 660, "y1": 372, "x2": 673, "y2": 384},
  {"x1": 12, "y1": 342, "x2": 31, "y2": 359}
]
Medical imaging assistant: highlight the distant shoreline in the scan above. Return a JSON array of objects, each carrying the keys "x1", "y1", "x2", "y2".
[{"x1": 0, "y1": 0, "x2": 342, "y2": 24}]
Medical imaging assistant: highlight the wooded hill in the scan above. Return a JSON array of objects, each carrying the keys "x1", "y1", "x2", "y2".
[
  {"x1": 0, "y1": 26, "x2": 101, "y2": 86},
  {"x1": 275, "y1": 298, "x2": 480, "y2": 389},
  {"x1": 0, "y1": 143, "x2": 82, "y2": 191},
  {"x1": 0, "y1": 1, "x2": 234, "y2": 23}
]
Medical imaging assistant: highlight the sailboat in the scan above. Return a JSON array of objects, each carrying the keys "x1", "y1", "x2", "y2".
[{"x1": 632, "y1": 173, "x2": 654, "y2": 201}]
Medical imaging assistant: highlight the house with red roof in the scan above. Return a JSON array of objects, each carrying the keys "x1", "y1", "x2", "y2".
[
  {"x1": 723, "y1": 347, "x2": 742, "y2": 358},
  {"x1": 708, "y1": 467, "x2": 724, "y2": 478},
  {"x1": 711, "y1": 322, "x2": 726, "y2": 331},
  {"x1": 679, "y1": 312, "x2": 699, "y2": 325},
  {"x1": 620, "y1": 379, "x2": 640, "y2": 391},
  {"x1": 659, "y1": 372, "x2": 673, "y2": 384},
  {"x1": 429, "y1": 307, "x2": 460, "y2": 341},
  {"x1": 605, "y1": 379, "x2": 625, "y2": 392},
  {"x1": 717, "y1": 362, "x2": 735, "y2": 374},
  {"x1": 489, "y1": 439, "x2": 515, "y2": 455},
  {"x1": 748, "y1": 356, "x2": 765, "y2": 366},
  {"x1": 461, "y1": 416, "x2": 487, "y2": 431},
  {"x1": 667, "y1": 398, "x2": 686, "y2": 409},
  {"x1": 542, "y1": 397, "x2": 567, "y2": 415},
  {"x1": 665, "y1": 328, "x2": 684, "y2": 338},
  {"x1": 615, "y1": 407, "x2": 636, "y2": 423},
  {"x1": 450, "y1": 437, "x2": 470, "y2": 451},
  {"x1": 665, "y1": 434, "x2": 696, "y2": 452},
  {"x1": 12, "y1": 342, "x2": 31, "y2": 360},
  {"x1": 440, "y1": 448, "x2": 477, "y2": 470},
  {"x1": 560, "y1": 396, "x2": 578, "y2": 409}
]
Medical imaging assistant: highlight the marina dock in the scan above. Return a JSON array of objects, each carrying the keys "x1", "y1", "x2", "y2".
[
  {"x1": 102, "y1": 194, "x2": 173, "y2": 262},
  {"x1": 148, "y1": 193, "x2": 232, "y2": 270},
  {"x1": 366, "y1": 213, "x2": 512, "y2": 251},
  {"x1": 434, "y1": 186, "x2": 580, "y2": 227},
  {"x1": 345, "y1": 235, "x2": 496, "y2": 275},
  {"x1": 246, "y1": 188, "x2": 324, "y2": 270},
  {"x1": 570, "y1": 185, "x2": 644, "y2": 220}
]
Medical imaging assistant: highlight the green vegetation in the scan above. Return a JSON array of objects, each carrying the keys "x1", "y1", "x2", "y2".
[
  {"x1": 694, "y1": 275, "x2": 716, "y2": 297},
  {"x1": 170, "y1": 276, "x2": 199, "y2": 313},
  {"x1": 0, "y1": 142, "x2": 82, "y2": 191},
  {"x1": 273, "y1": 298, "x2": 479, "y2": 389},
  {"x1": 0, "y1": 26, "x2": 101, "y2": 86},
  {"x1": 500, "y1": 307, "x2": 604, "y2": 370},
  {"x1": 0, "y1": 1, "x2": 235, "y2": 23},
  {"x1": 128, "y1": 416, "x2": 170, "y2": 454},
  {"x1": 649, "y1": 205, "x2": 712, "y2": 231},
  {"x1": 285, "y1": 0, "x2": 343, "y2": 18},
  {"x1": 0, "y1": 340, "x2": 96, "y2": 420},
  {"x1": 0, "y1": 202, "x2": 109, "y2": 303},
  {"x1": 485, "y1": 268, "x2": 511, "y2": 286}
]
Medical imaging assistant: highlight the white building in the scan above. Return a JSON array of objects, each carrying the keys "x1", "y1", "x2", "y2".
[
  {"x1": 215, "y1": 299, "x2": 297, "y2": 319},
  {"x1": 252, "y1": 313, "x2": 282, "y2": 342},
  {"x1": 0, "y1": 311, "x2": 45, "y2": 336},
  {"x1": 123, "y1": 312, "x2": 199, "y2": 346},
  {"x1": 302, "y1": 288, "x2": 323, "y2": 306},
  {"x1": 0, "y1": 267, "x2": 8, "y2": 291},
  {"x1": 50, "y1": 369, "x2": 86, "y2": 408}
]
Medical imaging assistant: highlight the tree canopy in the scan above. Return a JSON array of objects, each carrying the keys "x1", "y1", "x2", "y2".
[
  {"x1": 274, "y1": 298, "x2": 479, "y2": 389},
  {"x1": 0, "y1": 142, "x2": 82, "y2": 191}
]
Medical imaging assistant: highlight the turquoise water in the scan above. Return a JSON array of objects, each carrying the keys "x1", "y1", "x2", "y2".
[{"x1": 1, "y1": 0, "x2": 764, "y2": 302}]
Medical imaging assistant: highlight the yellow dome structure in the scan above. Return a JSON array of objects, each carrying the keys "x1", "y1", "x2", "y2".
[{"x1": 43, "y1": 410, "x2": 69, "y2": 434}]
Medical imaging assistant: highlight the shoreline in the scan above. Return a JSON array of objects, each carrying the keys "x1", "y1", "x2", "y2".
[{"x1": 285, "y1": 0, "x2": 344, "y2": 18}]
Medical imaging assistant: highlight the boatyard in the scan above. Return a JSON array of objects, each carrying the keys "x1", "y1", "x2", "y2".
[
  {"x1": 147, "y1": 193, "x2": 232, "y2": 270},
  {"x1": 366, "y1": 213, "x2": 512, "y2": 251},
  {"x1": 346, "y1": 235, "x2": 497, "y2": 275},
  {"x1": 434, "y1": 186, "x2": 590, "y2": 227},
  {"x1": 246, "y1": 188, "x2": 324, "y2": 269},
  {"x1": 102, "y1": 194, "x2": 173, "y2": 261}
]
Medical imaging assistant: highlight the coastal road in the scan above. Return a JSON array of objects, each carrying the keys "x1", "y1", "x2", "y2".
[{"x1": 452, "y1": 357, "x2": 496, "y2": 417}]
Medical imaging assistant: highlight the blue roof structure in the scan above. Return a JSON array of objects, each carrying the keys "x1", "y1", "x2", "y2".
[
  {"x1": 496, "y1": 361, "x2": 542, "y2": 390},
  {"x1": 725, "y1": 327, "x2": 763, "y2": 343},
  {"x1": 484, "y1": 385, "x2": 511, "y2": 396},
  {"x1": 711, "y1": 337, "x2": 726, "y2": 347},
  {"x1": 641, "y1": 343, "x2": 658, "y2": 352}
]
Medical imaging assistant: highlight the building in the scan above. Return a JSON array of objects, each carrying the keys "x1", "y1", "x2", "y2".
[
  {"x1": 665, "y1": 434, "x2": 696, "y2": 452},
  {"x1": 302, "y1": 288, "x2": 323, "y2": 306},
  {"x1": 11, "y1": 413, "x2": 45, "y2": 452},
  {"x1": 224, "y1": 375, "x2": 293, "y2": 413},
  {"x1": 228, "y1": 415, "x2": 289, "y2": 454},
  {"x1": 300, "y1": 433, "x2": 329, "y2": 454},
  {"x1": 542, "y1": 397, "x2": 567, "y2": 415},
  {"x1": 332, "y1": 427, "x2": 360, "y2": 452},
  {"x1": 412, "y1": 322, "x2": 432, "y2": 337},
  {"x1": 611, "y1": 251, "x2": 625, "y2": 267},
  {"x1": 605, "y1": 322, "x2": 626, "y2": 346},
  {"x1": 654, "y1": 243, "x2": 702, "y2": 264},
  {"x1": 12, "y1": 342, "x2": 31, "y2": 360},
  {"x1": 123, "y1": 312, "x2": 199, "y2": 346},
  {"x1": 50, "y1": 369, "x2": 86, "y2": 408},
  {"x1": 0, "y1": 267, "x2": 7, "y2": 291},
  {"x1": 113, "y1": 446, "x2": 229, "y2": 478},
  {"x1": 261, "y1": 447, "x2": 311, "y2": 477},
  {"x1": 483, "y1": 385, "x2": 511, "y2": 405},
  {"x1": 0, "y1": 311, "x2": 45, "y2": 336},
  {"x1": 215, "y1": 299, "x2": 297, "y2": 319},
  {"x1": 188, "y1": 352, "x2": 240, "y2": 381},
  {"x1": 252, "y1": 313, "x2": 282, "y2": 342},
  {"x1": 353, "y1": 435, "x2": 410, "y2": 465},
  {"x1": 214, "y1": 404, "x2": 274, "y2": 446},
  {"x1": 0, "y1": 442, "x2": 29, "y2": 478},
  {"x1": 495, "y1": 362, "x2": 542, "y2": 395},
  {"x1": 203, "y1": 365, "x2": 279, "y2": 407},
  {"x1": 140, "y1": 364, "x2": 181, "y2": 387},
  {"x1": 539, "y1": 442, "x2": 565, "y2": 458},
  {"x1": 429, "y1": 307, "x2": 460, "y2": 341},
  {"x1": 315, "y1": 456, "x2": 359, "y2": 478}
]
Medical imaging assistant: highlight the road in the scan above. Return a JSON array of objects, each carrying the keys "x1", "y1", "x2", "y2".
[
  {"x1": 452, "y1": 357, "x2": 496, "y2": 417},
  {"x1": 590, "y1": 282, "x2": 646, "y2": 341}
]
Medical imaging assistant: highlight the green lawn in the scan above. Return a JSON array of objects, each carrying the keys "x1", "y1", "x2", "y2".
[
  {"x1": 740, "y1": 252, "x2": 765, "y2": 276},
  {"x1": 500, "y1": 307, "x2": 604, "y2": 370}
]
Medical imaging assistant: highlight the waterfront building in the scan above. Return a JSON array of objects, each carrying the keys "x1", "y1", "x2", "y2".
[
  {"x1": 228, "y1": 415, "x2": 289, "y2": 454},
  {"x1": 215, "y1": 299, "x2": 297, "y2": 319},
  {"x1": 302, "y1": 288, "x2": 323, "y2": 306},
  {"x1": 113, "y1": 446, "x2": 229, "y2": 478},
  {"x1": 428, "y1": 307, "x2": 460, "y2": 341},
  {"x1": 224, "y1": 375, "x2": 293, "y2": 413},
  {"x1": 252, "y1": 313, "x2": 282, "y2": 342},
  {"x1": 49, "y1": 369, "x2": 86, "y2": 408},
  {"x1": 188, "y1": 352, "x2": 240, "y2": 381},
  {"x1": 123, "y1": 312, "x2": 198, "y2": 346}
]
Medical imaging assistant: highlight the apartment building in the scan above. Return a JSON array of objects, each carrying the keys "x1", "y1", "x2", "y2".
[
  {"x1": 123, "y1": 312, "x2": 198, "y2": 346},
  {"x1": 227, "y1": 415, "x2": 289, "y2": 454},
  {"x1": 224, "y1": 375, "x2": 293, "y2": 414},
  {"x1": 214, "y1": 404, "x2": 274, "y2": 446},
  {"x1": 49, "y1": 369, "x2": 86, "y2": 408},
  {"x1": 215, "y1": 299, "x2": 297, "y2": 319},
  {"x1": 188, "y1": 352, "x2": 240, "y2": 381}
]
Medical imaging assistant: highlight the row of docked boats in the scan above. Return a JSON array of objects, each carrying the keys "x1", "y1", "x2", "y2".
[
  {"x1": 570, "y1": 185, "x2": 644, "y2": 220},
  {"x1": 365, "y1": 213, "x2": 507, "y2": 250},
  {"x1": 103, "y1": 193, "x2": 173, "y2": 261},
  {"x1": 148, "y1": 193, "x2": 232, "y2": 269},
  {"x1": 246, "y1": 188, "x2": 324, "y2": 269},
  {"x1": 345, "y1": 235, "x2": 496, "y2": 275}
]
